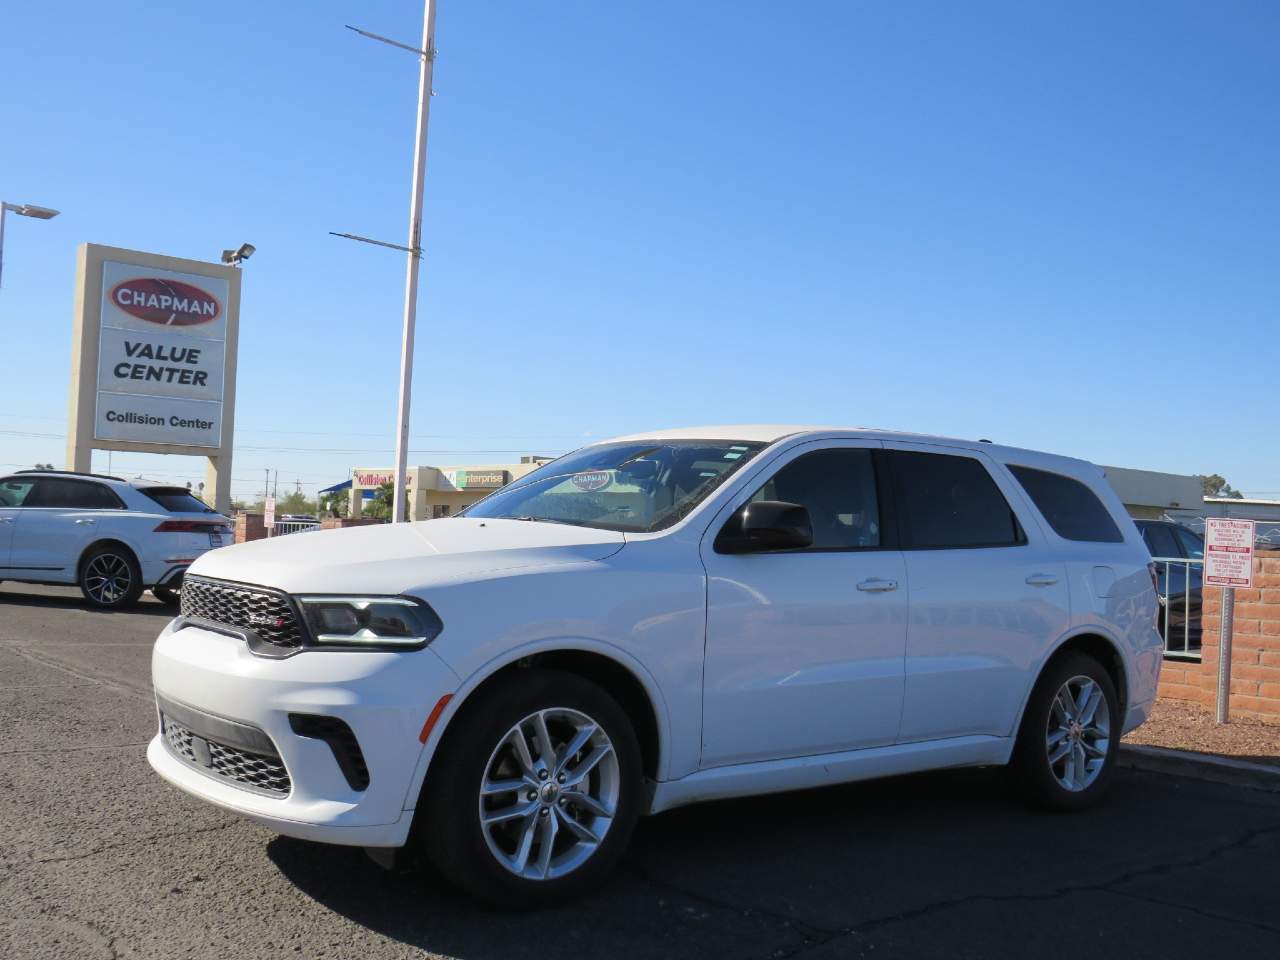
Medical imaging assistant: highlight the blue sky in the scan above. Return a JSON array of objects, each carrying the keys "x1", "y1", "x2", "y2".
[{"x1": 2, "y1": 1, "x2": 1277, "y2": 503}]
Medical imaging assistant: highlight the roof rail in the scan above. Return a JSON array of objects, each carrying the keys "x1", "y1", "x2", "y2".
[{"x1": 12, "y1": 468, "x2": 127, "y2": 482}]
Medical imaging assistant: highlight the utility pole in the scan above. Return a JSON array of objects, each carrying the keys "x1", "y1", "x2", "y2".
[
  {"x1": 333, "y1": 2, "x2": 438, "y2": 523},
  {"x1": 273, "y1": 470, "x2": 278, "y2": 500},
  {"x1": 264, "y1": 468, "x2": 269, "y2": 504}
]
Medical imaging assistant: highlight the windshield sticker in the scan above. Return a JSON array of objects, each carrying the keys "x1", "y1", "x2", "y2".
[{"x1": 571, "y1": 470, "x2": 612, "y2": 492}]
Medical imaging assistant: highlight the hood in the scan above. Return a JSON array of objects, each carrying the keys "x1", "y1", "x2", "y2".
[{"x1": 187, "y1": 517, "x2": 626, "y2": 594}]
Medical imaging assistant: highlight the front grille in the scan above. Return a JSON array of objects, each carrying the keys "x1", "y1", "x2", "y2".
[
  {"x1": 162, "y1": 715, "x2": 291, "y2": 797},
  {"x1": 181, "y1": 576, "x2": 305, "y2": 649}
]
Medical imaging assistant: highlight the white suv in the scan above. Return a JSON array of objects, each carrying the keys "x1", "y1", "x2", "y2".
[
  {"x1": 0, "y1": 470, "x2": 231, "y2": 608},
  {"x1": 147, "y1": 427, "x2": 1162, "y2": 905}
]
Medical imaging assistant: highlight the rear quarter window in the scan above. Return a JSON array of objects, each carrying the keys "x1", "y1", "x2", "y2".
[
  {"x1": 1008, "y1": 465, "x2": 1123, "y2": 543},
  {"x1": 139, "y1": 487, "x2": 215, "y2": 513}
]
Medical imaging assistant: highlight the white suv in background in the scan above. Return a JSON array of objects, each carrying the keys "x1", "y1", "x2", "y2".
[
  {"x1": 147, "y1": 427, "x2": 1162, "y2": 906},
  {"x1": 0, "y1": 470, "x2": 231, "y2": 608}
]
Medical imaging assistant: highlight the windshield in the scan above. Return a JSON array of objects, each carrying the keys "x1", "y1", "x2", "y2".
[{"x1": 461, "y1": 440, "x2": 767, "y2": 532}]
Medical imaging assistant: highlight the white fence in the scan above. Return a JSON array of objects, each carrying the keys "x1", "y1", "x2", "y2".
[
  {"x1": 1152, "y1": 556, "x2": 1203, "y2": 660},
  {"x1": 269, "y1": 520, "x2": 322, "y2": 537}
]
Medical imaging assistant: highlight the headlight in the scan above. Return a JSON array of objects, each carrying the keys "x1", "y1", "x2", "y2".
[{"x1": 295, "y1": 596, "x2": 443, "y2": 649}]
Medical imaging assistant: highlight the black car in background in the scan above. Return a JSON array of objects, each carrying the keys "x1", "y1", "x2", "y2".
[{"x1": 1134, "y1": 519, "x2": 1204, "y2": 657}]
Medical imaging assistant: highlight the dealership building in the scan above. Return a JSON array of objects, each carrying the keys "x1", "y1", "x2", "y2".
[{"x1": 339, "y1": 456, "x2": 555, "y2": 521}]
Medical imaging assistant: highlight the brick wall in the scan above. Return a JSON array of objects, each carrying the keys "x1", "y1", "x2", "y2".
[
  {"x1": 1157, "y1": 550, "x2": 1280, "y2": 722},
  {"x1": 234, "y1": 512, "x2": 267, "y2": 544}
]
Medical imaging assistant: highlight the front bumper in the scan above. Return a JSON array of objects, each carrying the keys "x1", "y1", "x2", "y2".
[{"x1": 148, "y1": 618, "x2": 461, "y2": 847}]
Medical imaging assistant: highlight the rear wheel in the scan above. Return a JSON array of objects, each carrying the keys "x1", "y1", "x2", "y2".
[
  {"x1": 79, "y1": 545, "x2": 143, "y2": 610},
  {"x1": 419, "y1": 669, "x2": 643, "y2": 906},
  {"x1": 1011, "y1": 652, "x2": 1119, "y2": 811}
]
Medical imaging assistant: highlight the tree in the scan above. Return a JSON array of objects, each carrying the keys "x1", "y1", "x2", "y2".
[
  {"x1": 319, "y1": 492, "x2": 348, "y2": 518},
  {"x1": 31, "y1": 462, "x2": 56, "y2": 470},
  {"x1": 276, "y1": 490, "x2": 317, "y2": 516},
  {"x1": 363, "y1": 481, "x2": 396, "y2": 519},
  {"x1": 1203, "y1": 474, "x2": 1244, "y2": 499}
]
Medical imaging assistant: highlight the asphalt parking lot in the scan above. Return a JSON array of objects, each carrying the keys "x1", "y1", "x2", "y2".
[{"x1": 3, "y1": 582, "x2": 1280, "y2": 960}]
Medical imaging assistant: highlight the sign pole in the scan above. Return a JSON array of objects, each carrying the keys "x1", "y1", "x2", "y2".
[
  {"x1": 392, "y1": 0, "x2": 438, "y2": 524},
  {"x1": 1204, "y1": 517, "x2": 1255, "y2": 726},
  {"x1": 1216, "y1": 588, "x2": 1235, "y2": 724}
]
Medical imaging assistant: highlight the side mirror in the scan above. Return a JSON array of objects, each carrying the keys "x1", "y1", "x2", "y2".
[{"x1": 716, "y1": 500, "x2": 813, "y2": 554}]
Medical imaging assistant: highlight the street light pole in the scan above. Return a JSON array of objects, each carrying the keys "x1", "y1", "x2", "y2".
[
  {"x1": 0, "y1": 200, "x2": 60, "y2": 290},
  {"x1": 333, "y1": 6, "x2": 438, "y2": 525},
  {"x1": 392, "y1": 0, "x2": 438, "y2": 523}
]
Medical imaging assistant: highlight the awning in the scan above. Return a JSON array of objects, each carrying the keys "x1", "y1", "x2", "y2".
[{"x1": 317, "y1": 479, "x2": 352, "y2": 494}]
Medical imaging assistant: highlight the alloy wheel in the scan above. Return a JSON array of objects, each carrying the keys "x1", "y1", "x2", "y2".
[
  {"x1": 478, "y1": 707, "x2": 619, "y2": 881},
  {"x1": 84, "y1": 553, "x2": 132, "y2": 606},
  {"x1": 1045, "y1": 675, "x2": 1111, "y2": 792}
]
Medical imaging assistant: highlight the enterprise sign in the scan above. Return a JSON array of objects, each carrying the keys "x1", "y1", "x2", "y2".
[
  {"x1": 444, "y1": 469, "x2": 510, "y2": 490},
  {"x1": 93, "y1": 261, "x2": 228, "y2": 447}
]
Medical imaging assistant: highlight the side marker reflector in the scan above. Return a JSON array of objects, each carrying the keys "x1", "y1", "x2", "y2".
[{"x1": 418, "y1": 694, "x2": 453, "y2": 744}]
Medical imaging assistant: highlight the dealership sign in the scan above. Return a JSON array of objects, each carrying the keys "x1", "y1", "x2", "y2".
[
  {"x1": 93, "y1": 260, "x2": 229, "y2": 447},
  {"x1": 67, "y1": 243, "x2": 242, "y2": 514}
]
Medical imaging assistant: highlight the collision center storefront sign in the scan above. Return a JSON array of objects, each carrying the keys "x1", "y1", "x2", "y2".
[{"x1": 93, "y1": 261, "x2": 228, "y2": 447}]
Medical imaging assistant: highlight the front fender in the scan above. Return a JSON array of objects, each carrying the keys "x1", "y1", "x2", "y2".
[{"x1": 399, "y1": 636, "x2": 675, "y2": 816}]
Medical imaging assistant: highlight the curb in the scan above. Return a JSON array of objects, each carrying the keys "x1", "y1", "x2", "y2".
[{"x1": 1119, "y1": 743, "x2": 1280, "y2": 792}]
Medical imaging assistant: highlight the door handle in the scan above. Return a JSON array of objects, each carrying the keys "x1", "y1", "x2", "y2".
[
  {"x1": 74, "y1": 518, "x2": 97, "y2": 525},
  {"x1": 1025, "y1": 573, "x2": 1059, "y2": 587},
  {"x1": 857, "y1": 578, "x2": 899, "y2": 593},
  {"x1": 0, "y1": 516, "x2": 13, "y2": 524}
]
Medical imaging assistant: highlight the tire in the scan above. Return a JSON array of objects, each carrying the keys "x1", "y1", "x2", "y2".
[
  {"x1": 1011, "y1": 652, "x2": 1120, "y2": 811},
  {"x1": 419, "y1": 669, "x2": 643, "y2": 907},
  {"x1": 78, "y1": 545, "x2": 143, "y2": 610},
  {"x1": 151, "y1": 584, "x2": 181, "y2": 607}
]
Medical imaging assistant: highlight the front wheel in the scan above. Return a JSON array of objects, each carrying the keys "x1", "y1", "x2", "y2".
[
  {"x1": 1011, "y1": 653, "x2": 1119, "y2": 811},
  {"x1": 79, "y1": 545, "x2": 143, "y2": 610},
  {"x1": 419, "y1": 669, "x2": 643, "y2": 906}
]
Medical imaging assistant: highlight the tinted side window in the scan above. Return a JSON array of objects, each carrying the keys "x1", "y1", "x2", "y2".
[
  {"x1": 27, "y1": 479, "x2": 122, "y2": 510},
  {"x1": 0, "y1": 477, "x2": 36, "y2": 507},
  {"x1": 750, "y1": 448, "x2": 881, "y2": 549},
  {"x1": 1139, "y1": 523, "x2": 1179, "y2": 558},
  {"x1": 1008, "y1": 466, "x2": 1123, "y2": 543},
  {"x1": 1173, "y1": 526, "x2": 1204, "y2": 560},
  {"x1": 889, "y1": 451, "x2": 1022, "y2": 549}
]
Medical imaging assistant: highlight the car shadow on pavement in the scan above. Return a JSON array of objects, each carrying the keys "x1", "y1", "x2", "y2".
[
  {"x1": 0, "y1": 585, "x2": 176, "y2": 616},
  {"x1": 265, "y1": 767, "x2": 1043, "y2": 959}
]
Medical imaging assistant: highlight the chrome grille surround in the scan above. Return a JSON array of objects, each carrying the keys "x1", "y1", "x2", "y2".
[{"x1": 180, "y1": 575, "x2": 306, "y2": 650}]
